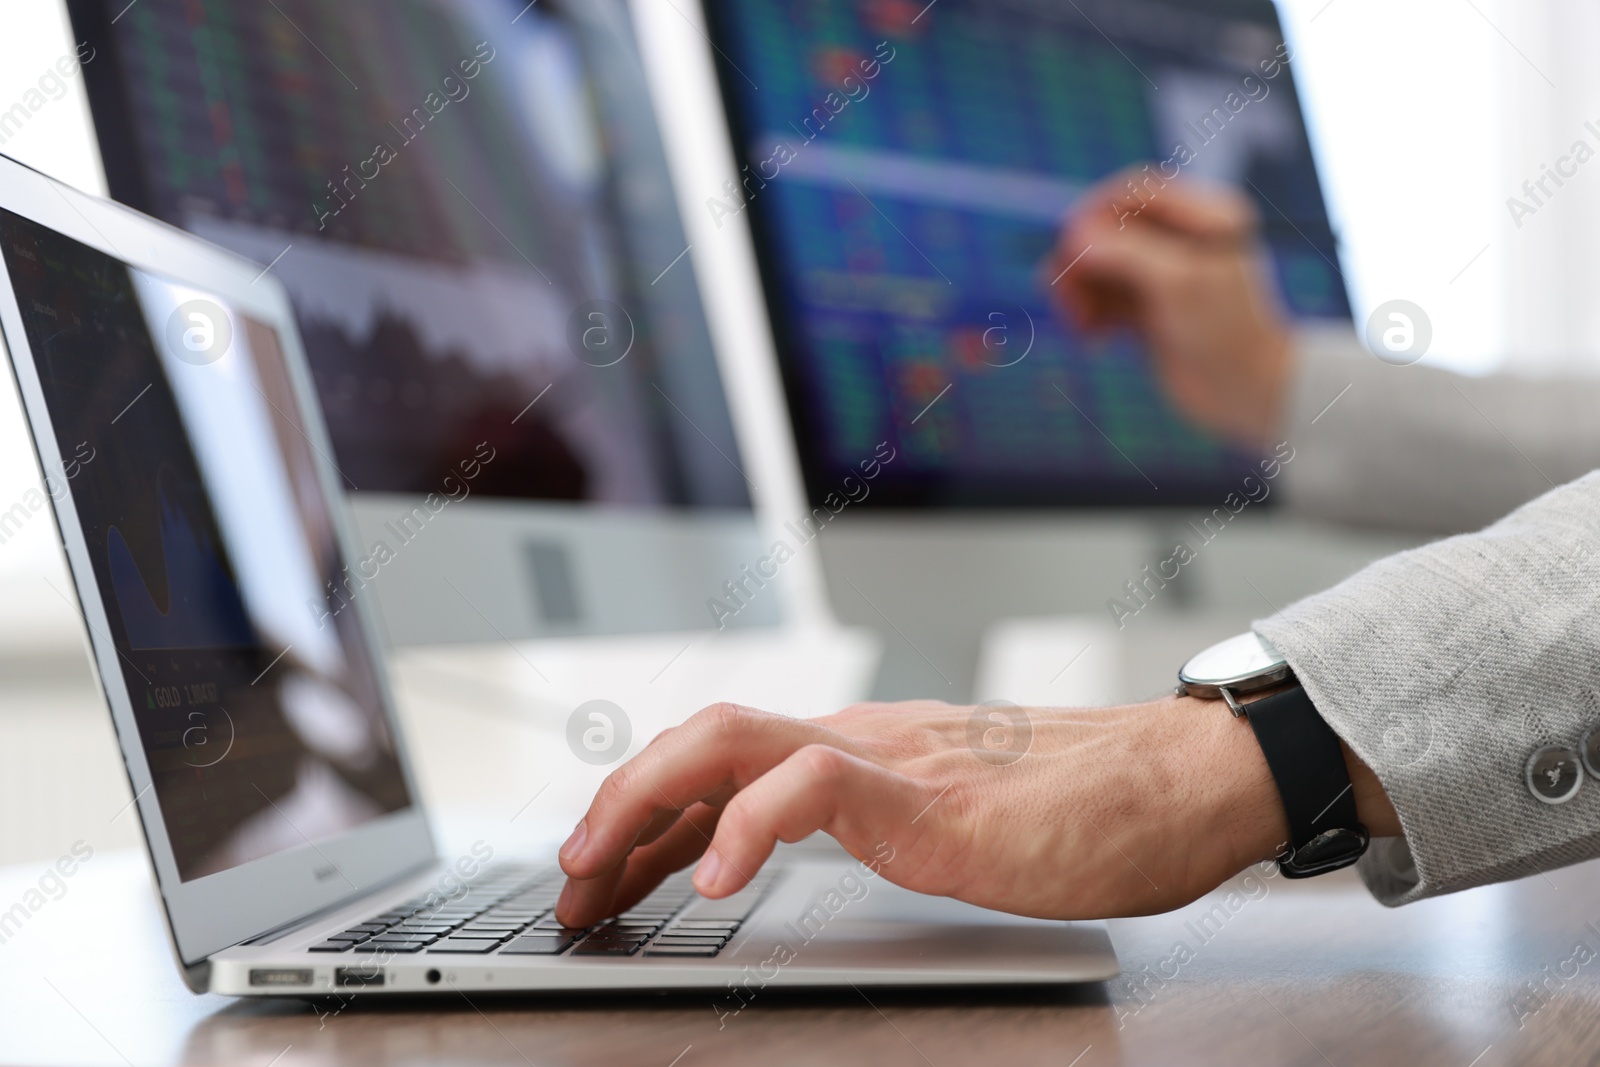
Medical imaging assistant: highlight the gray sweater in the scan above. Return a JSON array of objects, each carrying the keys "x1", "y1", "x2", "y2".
[{"x1": 1257, "y1": 328, "x2": 1600, "y2": 905}]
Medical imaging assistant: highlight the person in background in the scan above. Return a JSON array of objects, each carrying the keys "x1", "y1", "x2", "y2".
[
  {"x1": 551, "y1": 169, "x2": 1600, "y2": 928},
  {"x1": 1055, "y1": 168, "x2": 1600, "y2": 534}
]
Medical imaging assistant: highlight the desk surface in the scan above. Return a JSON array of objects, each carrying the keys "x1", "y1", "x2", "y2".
[{"x1": 3, "y1": 848, "x2": 1600, "y2": 1067}]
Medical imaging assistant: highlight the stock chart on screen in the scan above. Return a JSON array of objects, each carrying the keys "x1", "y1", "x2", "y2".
[
  {"x1": 702, "y1": 0, "x2": 1349, "y2": 507},
  {"x1": 70, "y1": 0, "x2": 749, "y2": 511}
]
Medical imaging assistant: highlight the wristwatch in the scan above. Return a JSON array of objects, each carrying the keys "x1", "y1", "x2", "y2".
[{"x1": 1178, "y1": 632, "x2": 1369, "y2": 878}]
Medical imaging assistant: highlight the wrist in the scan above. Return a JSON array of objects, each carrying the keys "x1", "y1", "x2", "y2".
[
  {"x1": 1343, "y1": 742, "x2": 1402, "y2": 838},
  {"x1": 1155, "y1": 693, "x2": 1291, "y2": 880},
  {"x1": 1175, "y1": 688, "x2": 1403, "y2": 873}
]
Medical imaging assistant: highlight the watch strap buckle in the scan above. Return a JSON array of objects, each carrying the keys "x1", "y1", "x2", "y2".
[{"x1": 1278, "y1": 825, "x2": 1371, "y2": 879}]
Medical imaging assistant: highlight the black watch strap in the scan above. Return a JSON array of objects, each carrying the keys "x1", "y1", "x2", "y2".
[{"x1": 1242, "y1": 685, "x2": 1369, "y2": 878}]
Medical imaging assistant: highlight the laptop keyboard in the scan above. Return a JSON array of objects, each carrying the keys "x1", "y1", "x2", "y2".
[{"x1": 306, "y1": 865, "x2": 772, "y2": 960}]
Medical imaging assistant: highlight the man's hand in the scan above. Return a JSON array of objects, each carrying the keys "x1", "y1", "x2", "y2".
[
  {"x1": 1050, "y1": 167, "x2": 1293, "y2": 449},
  {"x1": 554, "y1": 696, "x2": 1397, "y2": 927}
]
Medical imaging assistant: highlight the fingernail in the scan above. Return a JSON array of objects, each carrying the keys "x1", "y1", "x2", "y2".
[
  {"x1": 694, "y1": 850, "x2": 724, "y2": 894},
  {"x1": 559, "y1": 820, "x2": 587, "y2": 863}
]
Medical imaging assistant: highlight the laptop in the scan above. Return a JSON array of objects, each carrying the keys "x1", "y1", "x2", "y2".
[{"x1": 0, "y1": 153, "x2": 1118, "y2": 997}]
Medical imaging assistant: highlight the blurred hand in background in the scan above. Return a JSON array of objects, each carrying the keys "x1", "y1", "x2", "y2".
[{"x1": 1050, "y1": 168, "x2": 1293, "y2": 450}]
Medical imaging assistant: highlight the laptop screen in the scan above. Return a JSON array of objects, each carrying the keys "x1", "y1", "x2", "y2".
[{"x1": 0, "y1": 208, "x2": 412, "y2": 882}]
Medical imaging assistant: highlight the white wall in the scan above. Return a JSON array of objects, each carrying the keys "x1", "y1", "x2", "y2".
[
  {"x1": 1498, "y1": 2, "x2": 1600, "y2": 377},
  {"x1": 1283, "y1": 0, "x2": 1600, "y2": 379},
  {"x1": 1280, "y1": 0, "x2": 1509, "y2": 376}
]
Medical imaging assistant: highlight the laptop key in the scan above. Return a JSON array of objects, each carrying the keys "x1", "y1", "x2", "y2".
[
  {"x1": 428, "y1": 938, "x2": 504, "y2": 954},
  {"x1": 676, "y1": 878, "x2": 772, "y2": 920},
  {"x1": 372, "y1": 929, "x2": 439, "y2": 938},
  {"x1": 573, "y1": 939, "x2": 642, "y2": 956},
  {"x1": 678, "y1": 903, "x2": 758, "y2": 921},
  {"x1": 651, "y1": 936, "x2": 728, "y2": 947},
  {"x1": 309, "y1": 940, "x2": 354, "y2": 952},
  {"x1": 351, "y1": 942, "x2": 425, "y2": 953},
  {"x1": 499, "y1": 935, "x2": 576, "y2": 955},
  {"x1": 644, "y1": 944, "x2": 721, "y2": 957},
  {"x1": 584, "y1": 932, "x2": 649, "y2": 945}
]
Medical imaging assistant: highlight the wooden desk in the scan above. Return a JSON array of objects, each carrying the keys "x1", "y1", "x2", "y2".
[{"x1": 3, "y1": 848, "x2": 1599, "y2": 1066}]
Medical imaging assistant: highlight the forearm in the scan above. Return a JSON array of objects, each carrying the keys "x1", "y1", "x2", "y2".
[
  {"x1": 1255, "y1": 471, "x2": 1600, "y2": 905},
  {"x1": 1279, "y1": 325, "x2": 1600, "y2": 535}
]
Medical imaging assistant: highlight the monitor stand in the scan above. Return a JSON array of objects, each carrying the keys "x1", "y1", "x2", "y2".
[{"x1": 819, "y1": 512, "x2": 1422, "y2": 702}]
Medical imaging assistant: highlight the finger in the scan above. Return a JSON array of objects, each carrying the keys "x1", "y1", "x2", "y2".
[
  {"x1": 1047, "y1": 234, "x2": 1127, "y2": 331},
  {"x1": 629, "y1": 779, "x2": 738, "y2": 851},
  {"x1": 559, "y1": 703, "x2": 844, "y2": 880},
  {"x1": 1053, "y1": 224, "x2": 1186, "y2": 330},
  {"x1": 554, "y1": 790, "x2": 700, "y2": 925},
  {"x1": 632, "y1": 804, "x2": 690, "y2": 850},
  {"x1": 554, "y1": 861, "x2": 625, "y2": 931},
  {"x1": 611, "y1": 803, "x2": 725, "y2": 911},
  {"x1": 1068, "y1": 167, "x2": 1257, "y2": 241},
  {"x1": 558, "y1": 804, "x2": 724, "y2": 927},
  {"x1": 552, "y1": 803, "x2": 693, "y2": 925},
  {"x1": 1117, "y1": 178, "x2": 1256, "y2": 240},
  {"x1": 1054, "y1": 267, "x2": 1138, "y2": 333},
  {"x1": 693, "y1": 744, "x2": 935, "y2": 898}
]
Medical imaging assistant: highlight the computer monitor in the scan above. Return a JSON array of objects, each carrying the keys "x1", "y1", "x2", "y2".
[
  {"x1": 65, "y1": 0, "x2": 782, "y2": 643},
  {"x1": 699, "y1": 0, "x2": 1349, "y2": 509}
]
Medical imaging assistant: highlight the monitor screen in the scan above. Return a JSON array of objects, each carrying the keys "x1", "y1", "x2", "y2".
[
  {"x1": 0, "y1": 208, "x2": 412, "y2": 882},
  {"x1": 700, "y1": 0, "x2": 1349, "y2": 507},
  {"x1": 68, "y1": 0, "x2": 750, "y2": 510}
]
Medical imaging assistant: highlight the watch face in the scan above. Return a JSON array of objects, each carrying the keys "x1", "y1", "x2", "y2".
[{"x1": 1179, "y1": 632, "x2": 1290, "y2": 695}]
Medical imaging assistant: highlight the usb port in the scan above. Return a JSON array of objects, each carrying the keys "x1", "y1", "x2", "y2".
[{"x1": 335, "y1": 966, "x2": 386, "y2": 988}]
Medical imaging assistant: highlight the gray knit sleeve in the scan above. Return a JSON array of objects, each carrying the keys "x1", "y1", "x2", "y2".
[
  {"x1": 1280, "y1": 325, "x2": 1600, "y2": 536},
  {"x1": 1255, "y1": 472, "x2": 1600, "y2": 905}
]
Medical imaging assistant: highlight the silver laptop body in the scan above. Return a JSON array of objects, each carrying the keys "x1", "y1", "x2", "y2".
[{"x1": 0, "y1": 152, "x2": 1118, "y2": 998}]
